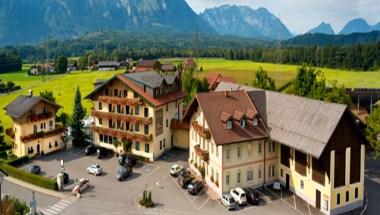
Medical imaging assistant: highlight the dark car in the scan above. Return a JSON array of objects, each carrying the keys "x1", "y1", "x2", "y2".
[
  {"x1": 243, "y1": 188, "x2": 260, "y2": 206},
  {"x1": 26, "y1": 165, "x2": 41, "y2": 175},
  {"x1": 116, "y1": 166, "x2": 133, "y2": 181},
  {"x1": 119, "y1": 154, "x2": 137, "y2": 167},
  {"x1": 178, "y1": 175, "x2": 193, "y2": 189},
  {"x1": 97, "y1": 148, "x2": 112, "y2": 159},
  {"x1": 177, "y1": 168, "x2": 191, "y2": 178},
  {"x1": 188, "y1": 180, "x2": 203, "y2": 195},
  {"x1": 85, "y1": 144, "x2": 97, "y2": 155}
]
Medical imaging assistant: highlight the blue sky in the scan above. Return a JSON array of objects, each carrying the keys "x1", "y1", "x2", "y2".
[{"x1": 186, "y1": 0, "x2": 380, "y2": 34}]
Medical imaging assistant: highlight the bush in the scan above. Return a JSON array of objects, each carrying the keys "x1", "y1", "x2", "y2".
[
  {"x1": 0, "y1": 145, "x2": 12, "y2": 151},
  {"x1": 0, "y1": 164, "x2": 57, "y2": 190},
  {"x1": 6, "y1": 156, "x2": 29, "y2": 167},
  {"x1": 139, "y1": 190, "x2": 154, "y2": 208},
  {"x1": 3, "y1": 195, "x2": 30, "y2": 215}
]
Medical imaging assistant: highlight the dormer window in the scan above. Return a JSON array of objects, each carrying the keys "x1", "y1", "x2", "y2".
[
  {"x1": 241, "y1": 119, "x2": 246, "y2": 128},
  {"x1": 227, "y1": 120, "x2": 233, "y2": 129},
  {"x1": 253, "y1": 117, "x2": 258, "y2": 127}
]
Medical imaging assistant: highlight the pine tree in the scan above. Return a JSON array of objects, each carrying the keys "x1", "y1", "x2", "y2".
[
  {"x1": 71, "y1": 86, "x2": 86, "y2": 148},
  {"x1": 0, "y1": 120, "x2": 5, "y2": 145}
]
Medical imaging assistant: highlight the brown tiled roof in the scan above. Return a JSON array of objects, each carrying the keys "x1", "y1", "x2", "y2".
[
  {"x1": 170, "y1": 119, "x2": 190, "y2": 130},
  {"x1": 233, "y1": 110, "x2": 246, "y2": 121},
  {"x1": 134, "y1": 67, "x2": 151, "y2": 73},
  {"x1": 207, "y1": 73, "x2": 237, "y2": 90},
  {"x1": 246, "y1": 109, "x2": 258, "y2": 120},
  {"x1": 137, "y1": 60, "x2": 158, "y2": 68},
  {"x1": 86, "y1": 74, "x2": 186, "y2": 108},
  {"x1": 161, "y1": 64, "x2": 175, "y2": 71},
  {"x1": 219, "y1": 112, "x2": 232, "y2": 123},
  {"x1": 184, "y1": 91, "x2": 269, "y2": 145}
]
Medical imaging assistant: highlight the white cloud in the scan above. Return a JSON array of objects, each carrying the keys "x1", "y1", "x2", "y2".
[{"x1": 186, "y1": 0, "x2": 380, "y2": 34}]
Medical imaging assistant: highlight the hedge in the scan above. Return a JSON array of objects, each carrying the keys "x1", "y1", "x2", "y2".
[
  {"x1": 5, "y1": 156, "x2": 29, "y2": 167},
  {"x1": 0, "y1": 164, "x2": 57, "y2": 190}
]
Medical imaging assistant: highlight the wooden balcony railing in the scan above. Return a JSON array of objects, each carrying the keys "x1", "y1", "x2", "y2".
[
  {"x1": 92, "y1": 126, "x2": 153, "y2": 142},
  {"x1": 192, "y1": 121, "x2": 211, "y2": 139},
  {"x1": 5, "y1": 128, "x2": 15, "y2": 139},
  {"x1": 194, "y1": 145, "x2": 209, "y2": 162},
  {"x1": 28, "y1": 112, "x2": 53, "y2": 122},
  {"x1": 92, "y1": 110, "x2": 153, "y2": 125},
  {"x1": 21, "y1": 124, "x2": 65, "y2": 143},
  {"x1": 99, "y1": 96, "x2": 143, "y2": 106}
]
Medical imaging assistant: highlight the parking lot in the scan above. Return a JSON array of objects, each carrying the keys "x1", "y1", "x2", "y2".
[{"x1": 22, "y1": 148, "x2": 305, "y2": 215}]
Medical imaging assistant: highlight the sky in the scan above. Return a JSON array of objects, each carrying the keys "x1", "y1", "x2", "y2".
[{"x1": 186, "y1": 0, "x2": 380, "y2": 34}]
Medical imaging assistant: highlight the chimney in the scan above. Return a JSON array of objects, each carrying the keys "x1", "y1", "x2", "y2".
[
  {"x1": 224, "y1": 91, "x2": 228, "y2": 97},
  {"x1": 28, "y1": 89, "x2": 33, "y2": 97}
]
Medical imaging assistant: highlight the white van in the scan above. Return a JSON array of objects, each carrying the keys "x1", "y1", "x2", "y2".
[{"x1": 230, "y1": 187, "x2": 247, "y2": 205}]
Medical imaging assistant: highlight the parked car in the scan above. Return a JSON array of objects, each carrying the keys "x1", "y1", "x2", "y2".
[
  {"x1": 26, "y1": 165, "x2": 41, "y2": 175},
  {"x1": 87, "y1": 164, "x2": 103, "y2": 176},
  {"x1": 243, "y1": 188, "x2": 260, "y2": 205},
  {"x1": 170, "y1": 164, "x2": 184, "y2": 177},
  {"x1": 220, "y1": 193, "x2": 239, "y2": 211},
  {"x1": 116, "y1": 166, "x2": 133, "y2": 181},
  {"x1": 177, "y1": 168, "x2": 191, "y2": 178},
  {"x1": 84, "y1": 145, "x2": 97, "y2": 155},
  {"x1": 187, "y1": 180, "x2": 203, "y2": 195},
  {"x1": 230, "y1": 187, "x2": 247, "y2": 205},
  {"x1": 273, "y1": 182, "x2": 281, "y2": 191},
  {"x1": 72, "y1": 178, "x2": 90, "y2": 194},
  {"x1": 178, "y1": 174, "x2": 193, "y2": 189},
  {"x1": 63, "y1": 172, "x2": 69, "y2": 185},
  {"x1": 125, "y1": 154, "x2": 138, "y2": 167},
  {"x1": 97, "y1": 148, "x2": 111, "y2": 159}
]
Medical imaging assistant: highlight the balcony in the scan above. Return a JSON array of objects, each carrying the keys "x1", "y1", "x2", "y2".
[
  {"x1": 28, "y1": 112, "x2": 53, "y2": 122},
  {"x1": 192, "y1": 121, "x2": 211, "y2": 139},
  {"x1": 92, "y1": 110, "x2": 153, "y2": 125},
  {"x1": 21, "y1": 124, "x2": 65, "y2": 143},
  {"x1": 5, "y1": 128, "x2": 15, "y2": 139},
  {"x1": 99, "y1": 96, "x2": 143, "y2": 106},
  {"x1": 92, "y1": 126, "x2": 153, "y2": 142},
  {"x1": 194, "y1": 145, "x2": 209, "y2": 162}
]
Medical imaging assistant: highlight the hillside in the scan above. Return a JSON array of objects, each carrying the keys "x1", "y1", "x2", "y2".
[
  {"x1": 200, "y1": 5, "x2": 292, "y2": 40},
  {"x1": 0, "y1": 0, "x2": 215, "y2": 45}
]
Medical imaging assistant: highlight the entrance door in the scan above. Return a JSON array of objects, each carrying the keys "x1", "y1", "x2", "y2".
[
  {"x1": 316, "y1": 189, "x2": 321, "y2": 209},
  {"x1": 37, "y1": 144, "x2": 41, "y2": 155},
  {"x1": 286, "y1": 174, "x2": 290, "y2": 190}
]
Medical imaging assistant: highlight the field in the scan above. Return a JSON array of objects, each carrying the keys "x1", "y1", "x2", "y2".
[
  {"x1": 1, "y1": 58, "x2": 380, "y2": 134},
  {"x1": 0, "y1": 68, "x2": 122, "y2": 131},
  {"x1": 195, "y1": 58, "x2": 380, "y2": 89}
]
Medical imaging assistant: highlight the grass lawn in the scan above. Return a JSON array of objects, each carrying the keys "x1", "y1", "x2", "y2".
[
  {"x1": 196, "y1": 58, "x2": 380, "y2": 89},
  {"x1": 0, "y1": 69, "x2": 122, "y2": 131}
]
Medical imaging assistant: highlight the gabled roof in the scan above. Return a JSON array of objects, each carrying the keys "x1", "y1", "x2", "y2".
[
  {"x1": 4, "y1": 95, "x2": 61, "y2": 119},
  {"x1": 137, "y1": 59, "x2": 158, "y2": 68},
  {"x1": 215, "y1": 81, "x2": 348, "y2": 158},
  {"x1": 124, "y1": 71, "x2": 177, "y2": 88},
  {"x1": 183, "y1": 91, "x2": 269, "y2": 145},
  {"x1": 85, "y1": 74, "x2": 186, "y2": 107},
  {"x1": 161, "y1": 64, "x2": 176, "y2": 71},
  {"x1": 98, "y1": 61, "x2": 120, "y2": 67}
]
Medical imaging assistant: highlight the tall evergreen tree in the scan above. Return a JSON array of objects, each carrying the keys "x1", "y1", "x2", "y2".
[
  {"x1": 252, "y1": 67, "x2": 276, "y2": 91},
  {"x1": 0, "y1": 120, "x2": 5, "y2": 145},
  {"x1": 39, "y1": 90, "x2": 56, "y2": 103},
  {"x1": 71, "y1": 86, "x2": 86, "y2": 148}
]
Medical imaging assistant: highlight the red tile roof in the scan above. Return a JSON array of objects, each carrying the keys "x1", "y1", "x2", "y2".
[
  {"x1": 207, "y1": 73, "x2": 237, "y2": 90},
  {"x1": 184, "y1": 91, "x2": 268, "y2": 145}
]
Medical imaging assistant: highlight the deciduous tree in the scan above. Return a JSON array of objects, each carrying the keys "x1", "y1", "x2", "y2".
[
  {"x1": 252, "y1": 67, "x2": 276, "y2": 91},
  {"x1": 366, "y1": 106, "x2": 380, "y2": 159}
]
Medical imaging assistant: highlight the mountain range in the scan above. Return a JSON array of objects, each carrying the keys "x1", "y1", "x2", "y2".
[
  {"x1": 0, "y1": 1, "x2": 379, "y2": 46},
  {"x1": 200, "y1": 5, "x2": 292, "y2": 40}
]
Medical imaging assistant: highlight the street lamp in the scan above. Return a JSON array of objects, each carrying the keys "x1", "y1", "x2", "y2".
[{"x1": 0, "y1": 169, "x2": 8, "y2": 215}]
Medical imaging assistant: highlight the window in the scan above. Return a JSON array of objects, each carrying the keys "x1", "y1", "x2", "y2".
[
  {"x1": 100, "y1": 134, "x2": 104, "y2": 142},
  {"x1": 237, "y1": 145, "x2": 241, "y2": 159},
  {"x1": 135, "y1": 123, "x2": 140, "y2": 132},
  {"x1": 135, "y1": 106, "x2": 140, "y2": 115},
  {"x1": 247, "y1": 169, "x2": 253, "y2": 181},
  {"x1": 163, "y1": 139, "x2": 166, "y2": 148},
  {"x1": 145, "y1": 143, "x2": 150, "y2": 153},
  {"x1": 123, "y1": 90, "x2": 128, "y2": 98},
  {"x1": 126, "y1": 106, "x2": 130, "y2": 114},
  {"x1": 272, "y1": 166, "x2": 275, "y2": 177},
  {"x1": 300, "y1": 180, "x2": 304, "y2": 190},
  {"x1": 269, "y1": 142, "x2": 276, "y2": 153},
  {"x1": 253, "y1": 117, "x2": 258, "y2": 126},
  {"x1": 117, "y1": 121, "x2": 121, "y2": 129},
  {"x1": 109, "y1": 104, "x2": 112, "y2": 112},
  {"x1": 49, "y1": 142, "x2": 52, "y2": 149},
  {"x1": 49, "y1": 120, "x2": 53, "y2": 130},
  {"x1": 227, "y1": 120, "x2": 233, "y2": 129},
  {"x1": 105, "y1": 88, "x2": 109, "y2": 96},
  {"x1": 337, "y1": 194, "x2": 341, "y2": 205},
  {"x1": 133, "y1": 92, "x2": 138, "y2": 98},
  {"x1": 33, "y1": 125, "x2": 37, "y2": 134},
  {"x1": 144, "y1": 108, "x2": 149, "y2": 117},
  {"x1": 99, "y1": 102, "x2": 102, "y2": 110},
  {"x1": 117, "y1": 105, "x2": 121, "y2": 113},
  {"x1": 55, "y1": 141, "x2": 58, "y2": 147},
  {"x1": 144, "y1": 125, "x2": 149, "y2": 135},
  {"x1": 166, "y1": 119, "x2": 169, "y2": 128},
  {"x1": 99, "y1": 118, "x2": 103, "y2": 125},
  {"x1": 237, "y1": 171, "x2": 241, "y2": 184},
  {"x1": 114, "y1": 89, "x2": 118, "y2": 97},
  {"x1": 248, "y1": 144, "x2": 252, "y2": 156},
  {"x1": 258, "y1": 168, "x2": 262, "y2": 179},
  {"x1": 354, "y1": 188, "x2": 358, "y2": 199},
  {"x1": 226, "y1": 148, "x2": 231, "y2": 160},
  {"x1": 109, "y1": 119, "x2": 113, "y2": 128},
  {"x1": 216, "y1": 145, "x2": 219, "y2": 157},
  {"x1": 281, "y1": 169, "x2": 283, "y2": 177},
  {"x1": 241, "y1": 119, "x2": 246, "y2": 128},
  {"x1": 40, "y1": 123, "x2": 44, "y2": 130},
  {"x1": 258, "y1": 143, "x2": 262, "y2": 154},
  {"x1": 160, "y1": 141, "x2": 163, "y2": 150},
  {"x1": 346, "y1": 191, "x2": 349, "y2": 202},
  {"x1": 135, "y1": 142, "x2": 140, "y2": 151},
  {"x1": 226, "y1": 174, "x2": 230, "y2": 186},
  {"x1": 166, "y1": 104, "x2": 169, "y2": 112}
]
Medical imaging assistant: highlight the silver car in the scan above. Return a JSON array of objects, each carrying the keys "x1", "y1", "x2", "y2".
[{"x1": 220, "y1": 193, "x2": 239, "y2": 210}]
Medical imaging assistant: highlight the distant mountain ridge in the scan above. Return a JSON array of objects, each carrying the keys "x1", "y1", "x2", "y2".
[
  {"x1": 0, "y1": 0, "x2": 215, "y2": 45},
  {"x1": 340, "y1": 18, "x2": 380, "y2": 34},
  {"x1": 308, "y1": 22, "x2": 335, "y2": 35},
  {"x1": 200, "y1": 5, "x2": 293, "y2": 40}
]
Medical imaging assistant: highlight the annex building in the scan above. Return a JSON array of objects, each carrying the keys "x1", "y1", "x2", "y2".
[{"x1": 181, "y1": 81, "x2": 365, "y2": 215}]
